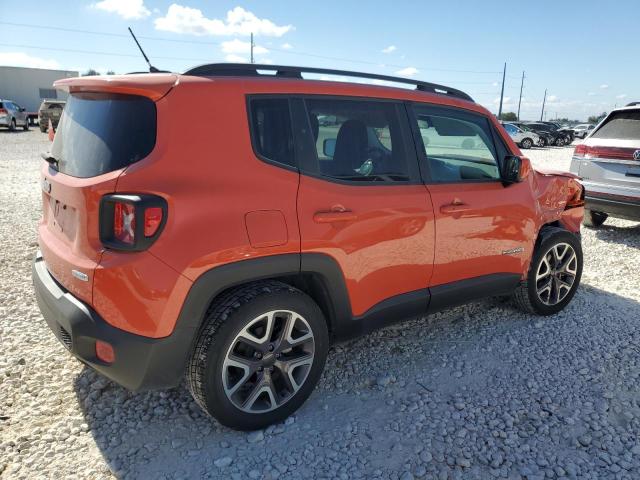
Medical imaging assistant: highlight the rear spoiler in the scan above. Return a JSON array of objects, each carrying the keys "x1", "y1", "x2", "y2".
[{"x1": 53, "y1": 74, "x2": 179, "y2": 102}]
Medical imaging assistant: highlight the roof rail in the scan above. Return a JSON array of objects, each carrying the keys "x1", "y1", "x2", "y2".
[
  {"x1": 183, "y1": 63, "x2": 474, "y2": 102},
  {"x1": 626, "y1": 102, "x2": 640, "y2": 107}
]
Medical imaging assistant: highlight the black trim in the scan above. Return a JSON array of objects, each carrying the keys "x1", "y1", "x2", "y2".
[
  {"x1": 183, "y1": 63, "x2": 474, "y2": 102},
  {"x1": 585, "y1": 194, "x2": 640, "y2": 221},
  {"x1": 428, "y1": 273, "x2": 521, "y2": 314}
]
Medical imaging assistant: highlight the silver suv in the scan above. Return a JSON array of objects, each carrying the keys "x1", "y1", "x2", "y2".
[
  {"x1": 570, "y1": 103, "x2": 640, "y2": 226},
  {"x1": 0, "y1": 99, "x2": 30, "y2": 131}
]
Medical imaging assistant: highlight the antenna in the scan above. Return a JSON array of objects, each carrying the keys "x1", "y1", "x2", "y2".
[{"x1": 128, "y1": 27, "x2": 160, "y2": 73}]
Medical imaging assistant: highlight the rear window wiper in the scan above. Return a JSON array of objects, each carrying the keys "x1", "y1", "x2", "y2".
[{"x1": 41, "y1": 152, "x2": 59, "y2": 170}]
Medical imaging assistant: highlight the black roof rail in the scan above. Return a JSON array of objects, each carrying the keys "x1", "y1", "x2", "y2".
[
  {"x1": 626, "y1": 102, "x2": 640, "y2": 107},
  {"x1": 183, "y1": 63, "x2": 474, "y2": 102}
]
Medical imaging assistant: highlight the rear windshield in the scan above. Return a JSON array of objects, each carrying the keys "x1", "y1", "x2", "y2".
[
  {"x1": 592, "y1": 110, "x2": 640, "y2": 140},
  {"x1": 51, "y1": 92, "x2": 156, "y2": 178}
]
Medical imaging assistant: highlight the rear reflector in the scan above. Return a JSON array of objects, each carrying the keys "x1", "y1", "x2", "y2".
[
  {"x1": 95, "y1": 340, "x2": 115, "y2": 363},
  {"x1": 144, "y1": 207, "x2": 163, "y2": 237},
  {"x1": 0, "y1": 108, "x2": 7, "y2": 115}
]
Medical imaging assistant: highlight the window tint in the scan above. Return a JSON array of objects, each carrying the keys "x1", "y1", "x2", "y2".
[
  {"x1": 504, "y1": 124, "x2": 517, "y2": 134},
  {"x1": 592, "y1": 111, "x2": 640, "y2": 140},
  {"x1": 51, "y1": 92, "x2": 156, "y2": 178},
  {"x1": 413, "y1": 106, "x2": 501, "y2": 182},
  {"x1": 249, "y1": 98, "x2": 295, "y2": 168},
  {"x1": 304, "y1": 98, "x2": 409, "y2": 182},
  {"x1": 39, "y1": 88, "x2": 58, "y2": 99}
]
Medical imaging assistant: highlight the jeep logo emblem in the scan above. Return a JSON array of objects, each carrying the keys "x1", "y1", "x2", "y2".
[{"x1": 634, "y1": 150, "x2": 640, "y2": 160}]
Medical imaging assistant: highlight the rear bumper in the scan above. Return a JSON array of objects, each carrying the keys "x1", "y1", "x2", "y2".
[
  {"x1": 32, "y1": 252, "x2": 195, "y2": 391},
  {"x1": 585, "y1": 193, "x2": 640, "y2": 221}
]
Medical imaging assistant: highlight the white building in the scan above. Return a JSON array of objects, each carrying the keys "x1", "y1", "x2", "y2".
[{"x1": 0, "y1": 66, "x2": 78, "y2": 113}]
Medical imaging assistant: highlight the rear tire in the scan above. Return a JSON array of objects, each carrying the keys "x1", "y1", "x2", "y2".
[
  {"x1": 23, "y1": 120, "x2": 29, "y2": 131},
  {"x1": 513, "y1": 228, "x2": 583, "y2": 316},
  {"x1": 582, "y1": 209, "x2": 608, "y2": 227},
  {"x1": 521, "y1": 138, "x2": 533, "y2": 149},
  {"x1": 187, "y1": 281, "x2": 329, "y2": 431},
  {"x1": 555, "y1": 136, "x2": 565, "y2": 146},
  {"x1": 9, "y1": 119, "x2": 16, "y2": 131}
]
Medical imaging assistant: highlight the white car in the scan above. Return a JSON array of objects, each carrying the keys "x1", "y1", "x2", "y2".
[
  {"x1": 501, "y1": 122, "x2": 540, "y2": 149},
  {"x1": 572, "y1": 124, "x2": 595, "y2": 139}
]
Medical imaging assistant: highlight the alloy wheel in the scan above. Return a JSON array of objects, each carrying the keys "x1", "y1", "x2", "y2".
[
  {"x1": 535, "y1": 242, "x2": 578, "y2": 305},
  {"x1": 222, "y1": 310, "x2": 315, "y2": 413}
]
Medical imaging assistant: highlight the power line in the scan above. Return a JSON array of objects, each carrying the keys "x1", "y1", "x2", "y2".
[{"x1": 0, "y1": 21, "x2": 504, "y2": 75}]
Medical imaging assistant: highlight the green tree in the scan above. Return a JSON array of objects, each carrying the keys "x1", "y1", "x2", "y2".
[
  {"x1": 82, "y1": 69, "x2": 100, "y2": 76},
  {"x1": 588, "y1": 112, "x2": 607, "y2": 124},
  {"x1": 499, "y1": 112, "x2": 518, "y2": 121}
]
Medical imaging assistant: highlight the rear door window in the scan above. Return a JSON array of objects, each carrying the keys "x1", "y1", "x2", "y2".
[
  {"x1": 248, "y1": 98, "x2": 295, "y2": 168},
  {"x1": 51, "y1": 92, "x2": 156, "y2": 178},
  {"x1": 302, "y1": 98, "x2": 411, "y2": 182},
  {"x1": 592, "y1": 110, "x2": 640, "y2": 140},
  {"x1": 413, "y1": 105, "x2": 501, "y2": 182}
]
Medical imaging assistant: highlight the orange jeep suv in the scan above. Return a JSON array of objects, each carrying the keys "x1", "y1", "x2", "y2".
[{"x1": 33, "y1": 64, "x2": 585, "y2": 430}]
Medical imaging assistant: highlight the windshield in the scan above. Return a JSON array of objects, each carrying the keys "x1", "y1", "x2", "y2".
[{"x1": 51, "y1": 92, "x2": 156, "y2": 178}]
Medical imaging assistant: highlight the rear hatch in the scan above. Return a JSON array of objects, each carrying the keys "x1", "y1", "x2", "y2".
[
  {"x1": 575, "y1": 108, "x2": 640, "y2": 197},
  {"x1": 39, "y1": 74, "x2": 176, "y2": 304}
]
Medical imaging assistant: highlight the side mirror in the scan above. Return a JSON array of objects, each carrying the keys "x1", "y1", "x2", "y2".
[
  {"x1": 323, "y1": 138, "x2": 336, "y2": 157},
  {"x1": 502, "y1": 155, "x2": 531, "y2": 183}
]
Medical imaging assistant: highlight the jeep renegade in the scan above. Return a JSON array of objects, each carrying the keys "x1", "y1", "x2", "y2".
[{"x1": 33, "y1": 64, "x2": 585, "y2": 430}]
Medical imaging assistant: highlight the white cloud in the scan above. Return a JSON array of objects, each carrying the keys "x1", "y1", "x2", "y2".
[
  {"x1": 257, "y1": 58, "x2": 274, "y2": 65},
  {"x1": 381, "y1": 45, "x2": 396, "y2": 54},
  {"x1": 0, "y1": 52, "x2": 61, "y2": 69},
  {"x1": 600, "y1": 84, "x2": 609, "y2": 89},
  {"x1": 225, "y1": 54, "x2": 248, "y2": 63},
  {"x1": 616, "y1": 94, "x2": 627, "y2": 99},
  {"x1": 155, "y1": 5, "x2": 293, "y2": 37},
  {"x1": 221, "y1": 39, "x2": 268, "y2": 55},
  {"x1": 281, "y1": 43, "x2": 293, "y2": 50},
  {"x1": 547, "y1": 95, "x2": 558, "y2": 102},
  {"x1": 492, "y1": 81, "x2": 499, "y2": 87},
  {"x1": 587, "y1": 92, "x2": 596, "y2": 96},
  {"x1": 92, "y1": 0, "x2": 150, "y2": 19},
  {"x1": 395, "y1": 67, "x2": 418, "y2": 76}
]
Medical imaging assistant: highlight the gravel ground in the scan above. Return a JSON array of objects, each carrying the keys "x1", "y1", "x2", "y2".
[{"x1": 1, "y1": 131, "x2": 640, "y2": 479}]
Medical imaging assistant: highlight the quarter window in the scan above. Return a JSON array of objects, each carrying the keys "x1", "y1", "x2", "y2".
[
  {"x1": 304, "y1": 98, "x2": 410, "y2": 182},
  {"x1": 413, "y1": 106, "x2": 501, "y2": 182},
  {"x1": 249, "y1": 98, "x2": 295, "y2": 168}
]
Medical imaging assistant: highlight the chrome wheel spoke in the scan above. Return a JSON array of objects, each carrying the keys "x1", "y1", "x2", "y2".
[{"x1": 535, "y1": 242, "x2": 579, "y2": 306}]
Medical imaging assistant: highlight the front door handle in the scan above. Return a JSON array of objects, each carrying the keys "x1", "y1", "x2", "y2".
[
  {"x1": 440, "y1": 202, "x2": 471, "y2": 215},
  {"x1": 313, "y1": 210, "x2": 358, "y2": 223}
]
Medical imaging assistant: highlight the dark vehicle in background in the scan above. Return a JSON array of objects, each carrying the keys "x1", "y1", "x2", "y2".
[
  {"x1": 511, "y1": 122, "x2": 552, "y2": 147},
  {"x1": 541, "y1": 122, "x2": 574, "y2": 144},
  {"x1": 524, "y1": 122, "x2": 567, "y2": 146},
  {"x1": 0, "y1": 99, "x2": 30, "y2": 131},
  {"x1": 38, "y1": 100, "x2": 65, "y2": 132},
  {"x1": 570, "y1": 102, "x2": 640, "y2": 226}
]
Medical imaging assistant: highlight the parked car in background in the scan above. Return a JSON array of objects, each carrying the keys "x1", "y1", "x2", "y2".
[
  {"x1": 570, "y1": 103, "x2": 640, "y2": 226},
  {"x1": 38, "y1": 100, "x2": 65, "y2": 132},
  {"x1": 524, "y1": 122, "x2": 567, "y2": 146},
  {"x1": 572, "y1": 124, "x2": 595, "y2": 139},
  {"x1": 542, "y1": 122, "x2": 575, "y2": 144},
  {"x1": 501, "y1": 122, "x2": 540, "y2": 149},
  {"x1": 0, "y1": 99, "x2": 29, "y2": 131},
  {"x1": 33, "y1": 64, "x2": 586, "y2": 430},
  {"x1": 511, "y1": 122, "x2": 552, "y2": 147}
]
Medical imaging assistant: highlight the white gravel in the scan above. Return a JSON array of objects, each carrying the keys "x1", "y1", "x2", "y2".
[{"x1": 1, "y1": 132, "x2": 640, "y2": 479}]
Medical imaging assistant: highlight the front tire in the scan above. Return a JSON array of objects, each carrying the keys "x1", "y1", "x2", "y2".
[
  {"x1": 9, "y1": 119, "x2": 16, "y2": 131},
  {"x1": 513, "y1": 228, "x2": 583, "y2": 316},
  {"x1": 583, "y1": 209, "x2": 608, "y2": 227},
  {"x1": 187, "y1": 281, "x2": 329, "y2": 431},
  {"x1": 23, "y1": 119, "x2": 29, "y2": 131}
]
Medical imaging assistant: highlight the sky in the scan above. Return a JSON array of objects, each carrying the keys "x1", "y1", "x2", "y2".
[{"x1": 0, "y1": 0, "x2": 638, "y2": 121}]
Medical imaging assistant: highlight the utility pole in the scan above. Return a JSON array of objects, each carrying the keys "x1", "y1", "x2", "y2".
[
  {"x1": 250, "y1": 32, "x2": 254, "y2": 64},
  {"x1": 517, "y1": 71, "x2": 525, "y2": 121},
  {"x1": 540, "y1": 89, "x2": 547, "y2": 121},
  {"x1": 498, "y1": 62, "x2": 506, "y2": 119}
]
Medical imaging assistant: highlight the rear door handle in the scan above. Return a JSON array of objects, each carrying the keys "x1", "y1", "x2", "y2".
[{"x1": 313, "y1": 210, "x2": 358, "y2": 223}]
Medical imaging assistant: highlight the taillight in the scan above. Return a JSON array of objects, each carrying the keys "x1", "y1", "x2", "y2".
[
  {"x1": 0, "y1": 108, "x2": 7, "y2": 114},
  {"x1": 100, "y1": 194, "x2": 167, "y2": 251},
  {"x1": 573, "y1": 144, "x2": 588, "y2": 157}
]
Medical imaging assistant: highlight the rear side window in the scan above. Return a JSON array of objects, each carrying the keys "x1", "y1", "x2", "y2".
[
  {"x1": 592, "y1": 110, "x2": 640, "y2": 140},
  {"x1": 413, "y1": 105, "x2": 501, "y2": 182},
  {"x1": 303, "y1": 98, "x2": 410, "y2": 182},
  {"x1": 51, "y1": 93, "x2": 156, "y2": 178},
  {"x1": 249, "y1": 98, "x2": 295, "y2": 168}
]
